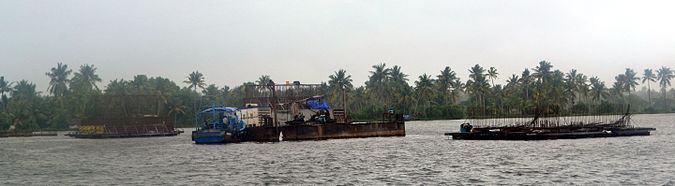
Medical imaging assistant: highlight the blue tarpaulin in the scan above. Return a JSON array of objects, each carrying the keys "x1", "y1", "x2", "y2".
[
  {"x1": 306, "y1": 99, "x2": 330, "y2": 110},
  {"x1": 199, "y1": 107, "x2": 238, "y2": 114}
]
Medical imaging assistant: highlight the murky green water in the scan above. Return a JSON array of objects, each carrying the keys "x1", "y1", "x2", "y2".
[{"x1": 1, "y1": 114, "x2": 673, "y2": 185}]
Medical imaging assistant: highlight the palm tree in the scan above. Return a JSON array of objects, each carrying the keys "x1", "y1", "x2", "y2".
[
  {"x1": 505, "y1": 74, "x2": 519, "y2": 90},
  {"x1": 564, "y1": 69, "x2": 580, "y2": 105},
  {"x1": 148, "y1": 76, "x2": 180, "y2": 96},
  {"x1": 502, "y1": 74, "x2": 520, "y2": 108},
  {"x1": 466, "y1": 64, "x2": 488, "y2": 115},
  {"x1": 576, "y1": 73, "x2": 589, "y2": 108},
  {"x1": 0, "y1": 76, "x2": 13, "y2": 99},
  {"x1": 71, "y1": 64, "x2": 102, "y2": 94},
  {"x1": 623, "y1": 68, "x2": 639, "y2": 98},
  {"x1": 328, "y1": 69, "x2": 353, "y2": 109},
  {"x1": 533, "y1": 61, "x2": 553, "y2": 84},
  {"x1": 104, "y1": 79, "x2": 130, "y2": 95},
  {"x1": 66, "y1": 64, "x2": 102, "y2": 122},
  {"x1": 350, "y1": 86, "x2": 367, "y2": 111},
  {"x1": 367, "y1": 63, "x2": 390, "y2": 86},
  {"x1": 614, "y1": 74, "x2": 627, "y2": 97},
  {"x1": 414, "y1": 74, "x2": 435, "y2": 117},
  {"x1": 45, "y1": 62, "x2": 72, "y2": 97},
  {"x1": 183, "y1": 71, "x2": 207, "y2": 125},
  {"x1": 388, "y1": 65, "x2": 409, "y2": 108},
  {"x1": 328, "y1": 70, "x2": 353, "y2": 90},
  {"x1": 656, "y1": 66, "x2": 674, "y2": 107},
  {"x1": 415, "y1": 74, "x2": 435, "y2": 95},
  {"x1": 9, "y1": 80, "x2": 41, "y2": 130},
  {"x1": 202, "y1": 84, "x2": 224, "y2": 104},
  {"x1": 487, "y1": 67, "x2": 498, "y2": 87},
  {"x1": 12, "y1": 80, "x2": 38, "y2": 100},
  {"x1": 184, "y1": 71, "x2": 206, "y2": 93},
  {"x1": 590, "y1": 77, "x2": 608, "y2": 102},
  {"x1": 530, "y1": 61, "x2": 575, "y2": 115},
  {"x1": 520, "y1": 69, "x2": 532, "y2": 101},
  {"x1": 256, "y1": 75, "x2": 273, "y2": 86},
  {"x1": 389, "y1": 65, "x2": 408, "y2": 83},
  {"x1": 589, "y1": 77, "x2": 609, "y2": 114},
  {"x1": 450, "y1": 79, "x2": 464, "y2": 104},
  {"x1": 642, "y1": 69, "x2": 657, "y2": 104},
  {"x1": 530, "y1": 61, "x2": 554, "y2": 109},
  {"x1": 548, "y1": 70, "x2": 568, "y2": 114},
  {"x1": 130, "y1": 75, "x2": 151, "y2": 94},
  {"x1": 366, "y1": 63, "x2": 391, "y2": 106},
  {"x1": 611, "y1": 75, "x2": 625, "y2": 99},
  {"x1": 0, "y1": 76, "x2": 12, "y2": 110},
  {"x1": 436, "y1": 67, "x2": 457, "y2": 105},
  {"x1": 202, "y1": 84, "x2": 222, "y2": 96}
]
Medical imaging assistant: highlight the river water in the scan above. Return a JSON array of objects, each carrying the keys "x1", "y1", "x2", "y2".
[{"x1": 1, "y1": 114, "x2": 674, "y2": 185}]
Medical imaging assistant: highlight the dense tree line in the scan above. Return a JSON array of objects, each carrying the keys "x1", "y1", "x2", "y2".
[
  {"x1": 1, "y1": 61, "x2": 674, "y2": 131},
  {"x1": 333, "y1": 62, "x2": 675, "y2": 120}
]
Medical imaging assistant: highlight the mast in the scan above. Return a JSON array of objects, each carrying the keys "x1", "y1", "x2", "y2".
[
  {"x1": 266, "y1": 80, "x2": 278, "y2": 127},
  {"x1": 342, "y1": 87, "x2": 348, "y2": 121}
]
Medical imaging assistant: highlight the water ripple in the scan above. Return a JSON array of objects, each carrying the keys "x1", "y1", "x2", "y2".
[{"x1": 1, "y1": 113, "x2": 674, "y2": 185}]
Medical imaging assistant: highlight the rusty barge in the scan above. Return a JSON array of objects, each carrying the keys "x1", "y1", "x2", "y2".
[
  {"x1": 445, "y1": 111, "x2": 655, "y2": 140},
  {"x1": 244, "y1": 114, "x2": 405, "y2": 142},
  {"x1": 192, "y1": 81, "x2": 405, "y2": 144},
  {"x1": 1, "y1": 131, "x2": 58, "y2": 138},
  {"x1": 67, "y1": 95, "x2": 183, "y2": 139},
  {"x1": 66, "y1": 116, "x2": 182, "y2": 139}
]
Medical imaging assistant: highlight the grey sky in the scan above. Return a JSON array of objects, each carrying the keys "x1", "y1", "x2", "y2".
[{"x1": 1, "y1": 0, "x2": 674, "y2": 92}]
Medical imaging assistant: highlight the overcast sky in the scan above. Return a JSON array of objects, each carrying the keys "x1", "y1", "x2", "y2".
[{"x1": 1, "y1": 0, "x2": 674, "y2": 92}]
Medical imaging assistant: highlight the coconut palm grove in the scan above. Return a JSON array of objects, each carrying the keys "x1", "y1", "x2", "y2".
[{"x1": 1, "y1": 61, "x2": 674, "y2": 131}]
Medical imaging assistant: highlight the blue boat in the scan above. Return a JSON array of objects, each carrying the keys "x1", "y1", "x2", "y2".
[{"x1": 191, "y1": 106, "x2": 246, "y2": 144}]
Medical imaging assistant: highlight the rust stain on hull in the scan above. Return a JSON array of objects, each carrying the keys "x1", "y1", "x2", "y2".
[{"x1": 245, "y1": 121, "x2": 405, "y2": 142}]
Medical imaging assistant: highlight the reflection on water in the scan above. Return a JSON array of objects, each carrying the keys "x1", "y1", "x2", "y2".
[{"x1": 1, "y1": 114, "x2": 674, "y2": 185}]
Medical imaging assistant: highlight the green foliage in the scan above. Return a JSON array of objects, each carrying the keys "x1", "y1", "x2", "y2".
[
  {"x1": 184, "y1": 71, "x2": 206, "y2": 92},
  {"x1": 423, "y1": 104, "x2": 465, "y2": 120},
  {"x1": 3, "y1": 80, "x2": 45, "y2": 131},
  {"x1": 1, "y1": 62, "x2": 674, "y2": 131},
  {"x1": 327, "y1": 69, "x2": 353, "y2": 109},
  {"x1": 45, "y1": 62, "x2": 72, "y2": 97}
]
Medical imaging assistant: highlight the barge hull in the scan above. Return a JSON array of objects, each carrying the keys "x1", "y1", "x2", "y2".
[
  {"x1": 445, "y1": 127, "x2": 655, "y2": 140},
  {"x1": 66, "y1": 131, "x2": 182, "y2": 139},
  {"x1": 245, "y1": 121, "x2": 405, "y2": 142},
  {"x1": 1, "y1": 132, "x2": 58, "y2": 138},
  {"x1": 191, "y1": 131, "x2": 242, "y2": 144}
]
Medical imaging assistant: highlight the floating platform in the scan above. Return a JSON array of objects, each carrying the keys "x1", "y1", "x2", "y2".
[
  {"x1": 66, "y1": 130, "x2": 183, "y2": 139},
  {"x1": 67, "y1": 115, "x2": 183, "y2": 139},
  {"x1": 445, "y1": 126, "x2": 655, "y2": 140},
  {"x1": 244, "y1": 121, "x2": 405, "y2": 142},
  {"x1": 62, "y1": 95, "x2": 185, "y2": 139},
  {"x1": 191, "y1": 82, "x2": 407, "y2": 144},
  {"x1": 0, "y1": 131, "x2": 58, "y2": 138},
  {"x1": 191, "y1": 120, "x2": 405, "y2": 144}
]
